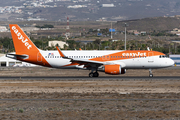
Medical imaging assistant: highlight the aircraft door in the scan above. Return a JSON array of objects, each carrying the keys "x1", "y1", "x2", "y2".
[{"x1": 37, "y1": 52, "x2": 42, "y2": 62}]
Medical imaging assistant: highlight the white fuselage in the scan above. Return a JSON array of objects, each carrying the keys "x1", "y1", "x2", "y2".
[{"x1": 39, "y1": 50, "x2": 174, "y2": 69}]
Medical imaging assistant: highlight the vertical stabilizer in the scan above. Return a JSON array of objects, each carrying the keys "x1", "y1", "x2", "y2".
[
  {"x1": 9, "y1": 24, "x2": 39, "y2": 54},
  {"x1": 9, "y1": 24, "x2": 51, "y2": 67}
]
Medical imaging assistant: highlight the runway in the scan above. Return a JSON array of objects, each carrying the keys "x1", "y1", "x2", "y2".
[
  {"x1": 0, "y1": 76, "x2": 179, "y2": 80},
  {"x1": 0, "y1": 98, "x2": 180, "y2": 101}
]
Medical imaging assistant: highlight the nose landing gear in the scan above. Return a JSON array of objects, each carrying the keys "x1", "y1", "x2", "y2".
[{"x1": 149, "y1": 69, "x2": 153, "y2": 77}]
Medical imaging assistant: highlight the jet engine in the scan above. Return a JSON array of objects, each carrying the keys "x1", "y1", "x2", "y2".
[{"x1": 100, "y1": 64, "x2": 126, "y2": 75}]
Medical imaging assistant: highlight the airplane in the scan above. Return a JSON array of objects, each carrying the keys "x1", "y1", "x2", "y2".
[{"x1": 6, "y1": 24, "x2": 174, "y2": 77}]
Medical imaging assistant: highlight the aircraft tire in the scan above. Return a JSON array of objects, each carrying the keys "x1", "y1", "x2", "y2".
[
  {"x1": 93, "y1": 72, "x2": 99, "y2": 77},
  {"x1": 89, "y1": 73, "x2": 94, "y2": 77},
  {"x1": 149, "y1": 74, "x2": 153, "y2": 77}
]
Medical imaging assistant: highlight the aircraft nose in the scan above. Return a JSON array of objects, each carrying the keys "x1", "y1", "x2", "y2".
[{"x1": 169, "y1": 59, "x2": 175, "y2": 66}]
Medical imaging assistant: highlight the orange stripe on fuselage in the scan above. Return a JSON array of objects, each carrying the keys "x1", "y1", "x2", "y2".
[
  {"x1": 17, "y1": 52, "x2": 51, "y2": 67},
  {"x1": 90, "y1": 50, "x2": 164, "y2": 62}
]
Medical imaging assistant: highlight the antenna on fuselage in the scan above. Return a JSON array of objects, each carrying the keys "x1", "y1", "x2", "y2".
[{"x1": 147, "y1": 47, "x2": 150, "y2": 51}]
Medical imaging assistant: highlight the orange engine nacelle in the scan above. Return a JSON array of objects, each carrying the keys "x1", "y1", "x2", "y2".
[{"x1": 104, "y1": 64, "x2": 126, "y2": 75}]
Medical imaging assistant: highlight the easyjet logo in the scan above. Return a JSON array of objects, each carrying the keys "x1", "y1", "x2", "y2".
[
  {"x1": 12, "y1": 26, "x2": 32, "y2": 49},
  {"x1": 122, "y1": 52, "x2": 146, "y2": 56}
]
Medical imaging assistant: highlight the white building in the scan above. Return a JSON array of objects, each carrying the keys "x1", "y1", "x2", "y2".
[
  {"x1": 48, "y1": 41, "x2": 69, "y2": 49},
  {"x1": 0, "y1": 26, "x2": 7, "y2": 32},
  {"x1": 101, "y1": 4, "x2": 115, "y2": 7},
  {"x1": 67, "y1": 5, "x2": 87, "y2": 8},
  {"x1": 21, "y1": 27, "x2": 40, "y2": 32},
  {"x1": 0, "y1": 54, "x2": 37, "y2": 67}
]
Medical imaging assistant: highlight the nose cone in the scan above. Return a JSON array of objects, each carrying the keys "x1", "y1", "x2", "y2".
[{"x1": 168, "y1": 59, "x2": 175, "y2": 67}]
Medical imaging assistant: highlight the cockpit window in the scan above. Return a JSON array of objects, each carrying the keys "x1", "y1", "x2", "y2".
[{"x1": 159, "y1": 55, "x2": 167, "y2": 58}]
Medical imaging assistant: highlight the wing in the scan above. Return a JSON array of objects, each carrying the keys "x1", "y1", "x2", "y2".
[{"x1": 56, "y1": 46, "x2": 104, "y2": 68}]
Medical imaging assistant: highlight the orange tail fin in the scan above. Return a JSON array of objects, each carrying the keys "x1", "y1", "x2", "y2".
[
  {"x1": 9, "y1": 24, "x2": 51, "y2": 67},
  {"x1": 9, "y1": 24, "x2": 39, "y2": 54}
]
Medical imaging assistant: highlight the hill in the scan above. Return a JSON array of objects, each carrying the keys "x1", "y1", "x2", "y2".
[
  {"x1": 116, "y1": 17, "x2": 180, "y2": 32},
  {"x1": 1, "y1": 0, "x2": 180, "y2": 21}
]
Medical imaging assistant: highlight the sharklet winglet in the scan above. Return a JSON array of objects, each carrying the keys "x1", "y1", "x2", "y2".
[{"x1": 56, "y1": 46, "x2": 70, "y2": 59}]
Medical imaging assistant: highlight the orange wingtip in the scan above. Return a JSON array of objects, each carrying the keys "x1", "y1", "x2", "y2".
[{"x1": 56, "y1": 46, "x2": 65, "y2": 57}]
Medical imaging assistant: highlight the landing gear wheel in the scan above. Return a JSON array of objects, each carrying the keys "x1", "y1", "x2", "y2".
[
  {"x1": 149, "y1": 69, "x2": 153, "y2": 77},
  {"x1": 89, "y1": 73, "x2": 94, "y2": 77},
  {"x1": 93, "y1": 72, "x2": 99, "y2": 77},
  {"x1": 149, "y1": 74, "x2": 153, "y2": 77},
  {"x1": 89, "y1": 72, "x2": 99, "y2": 77}
]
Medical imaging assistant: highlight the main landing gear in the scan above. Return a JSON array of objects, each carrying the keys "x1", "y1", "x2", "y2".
[
  {"x1": 89, "y1": 72, "x2": 99, "y2": 77},
  {"x1": 89, "y1": 67, "x2": 99, "y2": 77},
  {"x1": 149, "y1": 69, "x2": 153, "y2": 77}
]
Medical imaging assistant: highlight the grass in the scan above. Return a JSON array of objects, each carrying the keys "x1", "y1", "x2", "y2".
[{"x1": 19, "y1": 109, "x2": 24, "y2": 113}]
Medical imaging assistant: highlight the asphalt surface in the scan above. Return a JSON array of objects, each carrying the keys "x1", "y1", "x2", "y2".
[
  {"x1": 0, "y1": 76, "x2": 179, "y2": 80},
  {"x1": 1, "y1": 98, "x2": 180, "y2": 101}
]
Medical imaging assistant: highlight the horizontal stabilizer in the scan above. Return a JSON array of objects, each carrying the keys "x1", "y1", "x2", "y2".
[{"x1": 6, "y1": 53, "x2": 29, "y2": 59}]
